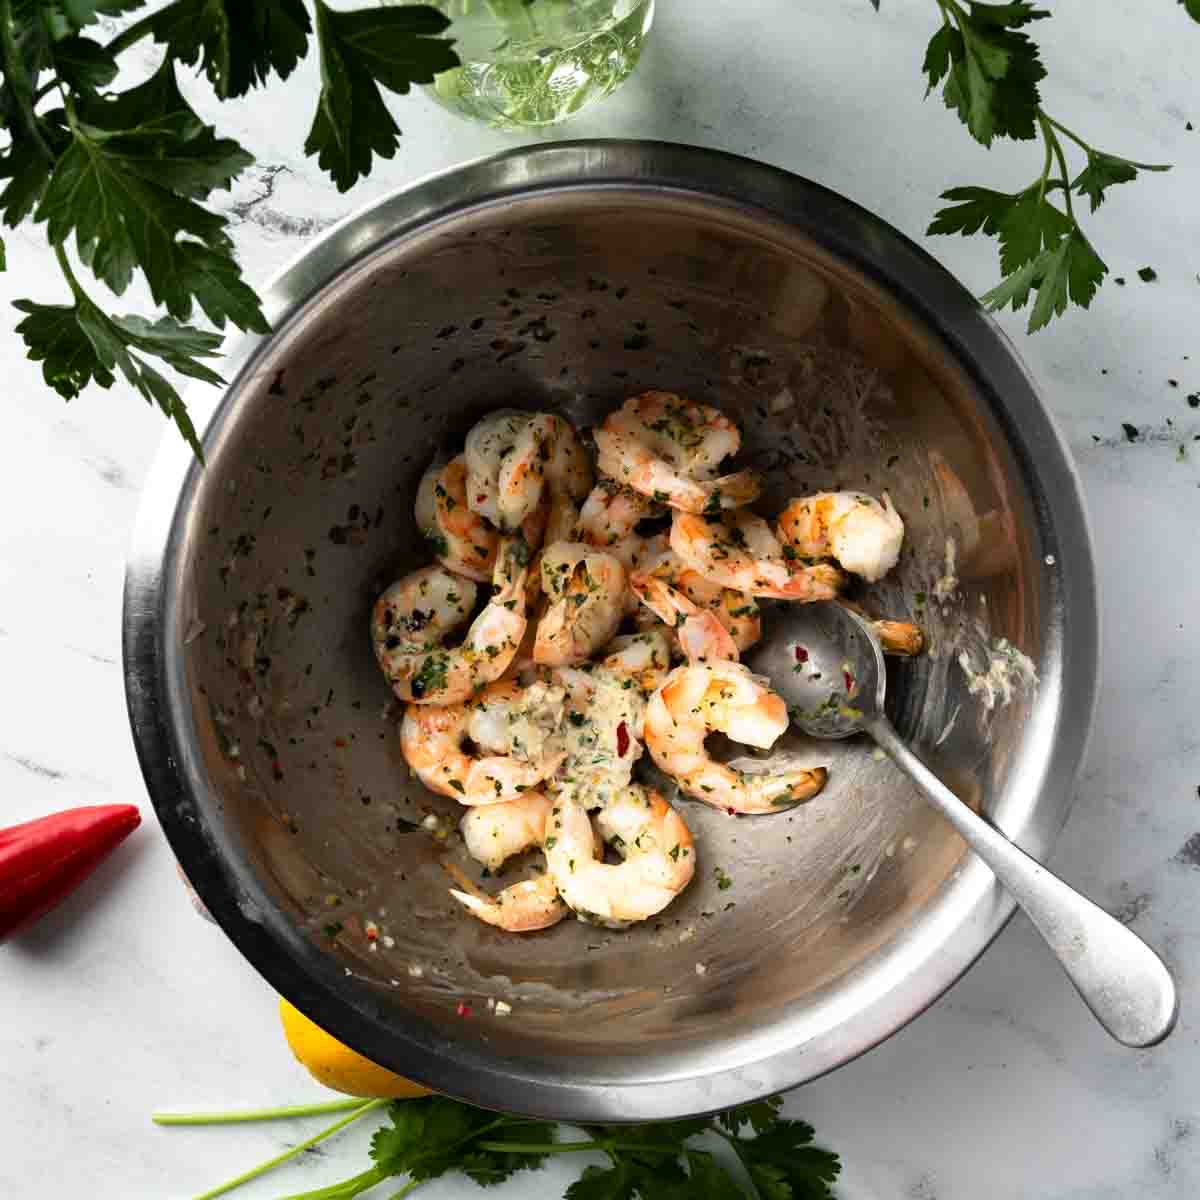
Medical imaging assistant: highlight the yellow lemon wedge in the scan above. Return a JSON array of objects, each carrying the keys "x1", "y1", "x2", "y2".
[{"x1": 279, "y1": 998, "x2": 432, "y2": 1099}]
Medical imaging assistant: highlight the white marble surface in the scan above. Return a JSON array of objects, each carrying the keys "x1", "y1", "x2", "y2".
[{"x1": 1, "y1": 2, "x2": 1198, "y2": 1197}]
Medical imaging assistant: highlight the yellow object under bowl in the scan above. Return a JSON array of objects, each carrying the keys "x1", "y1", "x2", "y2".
[{"x1": 279, "y1": 999, "x2": 432, "y2": 1100}]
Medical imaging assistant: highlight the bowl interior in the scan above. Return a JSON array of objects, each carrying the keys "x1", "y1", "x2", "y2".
[{"x1": 147, "y1": 178, "x2": 1068, "y2": 1112}]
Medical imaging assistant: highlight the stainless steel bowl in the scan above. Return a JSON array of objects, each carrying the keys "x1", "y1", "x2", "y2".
[{"x1": 124, "y1": 141, "x2": 1097, "y2": 1120}]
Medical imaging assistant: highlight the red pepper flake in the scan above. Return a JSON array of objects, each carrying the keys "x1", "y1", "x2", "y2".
[
  {"x1": 616, "y1": 721, "x2": 630, "y2": 757},
  {"x1": 271, "y1": 760, "x2": 284, "y2": 782},
  {"x1": 727, "y1": 807, "x2": 736, "y2": 816},
  {"x1": 843, "y1": 669, "x2": 855, "y2": 693},
  {"x1": 456, "y1": 1002, "x2": 472, "y2": 1018},
  {"x1": 794, "y1": 645, "x2": 809, "y2": 664},
  {"x1": 334, "y1": 737, "x2": 347, "y2": 749}
]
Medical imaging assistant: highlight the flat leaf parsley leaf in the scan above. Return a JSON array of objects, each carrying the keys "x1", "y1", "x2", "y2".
[
  {"x1": 159, "y1": 1090, "x2": 841, "y2": 1200},
  {"x1": 305, "y1": 0, "x2": 457, "y2": 191},
  {"x1": 35, "y1": 58, "x2": 264, "y2": 330},
  {"x1": 146, "y1": 0, "x2": 313, "y2": 99},
  {"x1": 923, "y1": 1, "x2": 1049, "y2": 146}
]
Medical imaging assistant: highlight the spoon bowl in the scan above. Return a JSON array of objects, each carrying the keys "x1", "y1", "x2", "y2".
[
  {"x1": 747, "y1": 601, "x2": 886, "y2": 740},
  {"x1": 750, "y1": 601, "x2": 1178, "y2": 1049}
]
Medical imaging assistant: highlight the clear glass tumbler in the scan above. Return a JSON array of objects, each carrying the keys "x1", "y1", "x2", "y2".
[{"x1": 399, "y1": 0, "x2": 655, "y2": 130}]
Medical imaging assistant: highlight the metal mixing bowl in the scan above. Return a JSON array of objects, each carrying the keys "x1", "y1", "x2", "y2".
[{"x1": 124, "y1": 141, "x2": 1097, "y2": 1120}]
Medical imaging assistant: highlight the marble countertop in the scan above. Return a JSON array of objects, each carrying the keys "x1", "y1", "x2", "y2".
[{"x1": 1, "y1": 2, "x2": 1198, "y2": 1197}]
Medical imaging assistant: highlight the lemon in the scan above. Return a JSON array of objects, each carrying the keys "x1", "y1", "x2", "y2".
[{"x1": 279, "y1": 998, "x2": 432, "y2": 1099}]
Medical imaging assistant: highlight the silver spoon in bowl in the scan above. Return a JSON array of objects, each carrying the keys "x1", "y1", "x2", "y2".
[{"x1": 745, "y1": 602, "x2": 1178, "y2": 1049}]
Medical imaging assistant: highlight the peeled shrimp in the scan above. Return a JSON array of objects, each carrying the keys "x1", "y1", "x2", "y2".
[
  {"x1": 460, "y1": 791, "x2": 554, "y2": 871},
  {"x1": 372, "y1": 537, "x2": 529, "y2": 704},
  {"x1": 464, "y1": 409, "x2": 543, "y2": 531},
  {"x1": 776, "y1": 491, "x2": 904, "y2": 582},
  {"x1": 838, "y1": 599, "x2": 925, "y2": 657},
  {"x1": 544, "y1": 785, "x2": 695, "y2": 926},
  {"x1": 468, "y1": 677, "x2": 566, "y2": 764},
  {"x1": 399, "y1": 680, "x2": 563, "y2": 805},
  {"x1": 532, "y1": 413, "x2": 593, "y2": 505},
  {"x1": 596, "y1": 632, "x2": 673, "y2": 695},
  {"x1": 543, "y1": 487, "x2": 582, "y2": 545},
  {"x1": 447, "y1": 863, "x2": 565, "y2": 933},
  {"x1": 415, "y1": 455, "x2": 497, "y2": 583},
  {"x1": 553, "y1": 659, "x2": 653, "y2": 810},
  {"x1": 630, "y1": 573, "x2": 740, "y2": 663},
  {"x1": 465, "y1": 410, "x2": 591, "y2": 532},
  {"x1": 671, "y1": 510, "x2": 844, "y2": 601},
  {"x1": 594, "y1": 391, "x2": 762, "y2": 512},
  {"x1": 579, "y1": 479, "x2": 651, "y2": 548},
  {"x1": 645, "y1": 662, "x2": 828, "y2": 813},
  {"x1": 533, "y1": 543, "x2": 626, "y2": 666},
  {"x1": 632, "y1": 544, "x2": 759, "y2": 658}
]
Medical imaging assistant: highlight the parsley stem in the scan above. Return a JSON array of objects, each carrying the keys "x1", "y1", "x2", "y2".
[
  {"x1": 185, "y1": 1098, "x2": 387, "y2": 1200},
  {"x1": 384, "y1": 1182, "x2": 421, "y2": 1200},
  {"x1": 53, "y1": 244, "x2": 85, "y2": 303},
  {"x1": 1034, "y1": 113, "x2": 1055, "y2": 206},
  {"x1": 1040, "y1": 113, "x2": 1077, "y2": 222},
  {"x1": 105, "y1": 11, "x2": 161, "y2": 58},
  {"x1": 152, "y1": 1098, "x2": 370, "y2": 1125},
  {"x1": 275, "y1": 1164, "x2": 388, "y2": 1200},
  {"x1": 1042, "y1": 110, "x2": 1170, "y2": 170},
  {"x1": 0, "y1": 0, "x2": 56, "y2": 165},
  {"x1": 1040, "y1": 111, "x2": 1094, "y2": 156}
]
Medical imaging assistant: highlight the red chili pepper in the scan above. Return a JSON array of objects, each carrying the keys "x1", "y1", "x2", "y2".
[
  {"x1": 616, "y1": 721, "x2": 630, "y2": 757},
  {"x1": 0, "y1": 805, "x2": 141, "y2": 941},
  {"x1": 794, "y1": 646, "x2": 809, "y2": 664}
]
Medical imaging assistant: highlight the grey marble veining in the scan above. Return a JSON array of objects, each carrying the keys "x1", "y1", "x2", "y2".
[{"x1": 1, "y1": 2, "x2": 1198, "y2": 1197}]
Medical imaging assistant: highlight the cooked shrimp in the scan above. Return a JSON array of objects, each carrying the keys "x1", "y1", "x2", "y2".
[
  {"x1": 594, "y1": 391, "x2": 762, "y2": 512},
  {"x1": 671, "y1": 510, "x2": 844, "y2": 600},
  {"x1": 415, "y1": 455, "x2": 497, "y2": 583},
  {"x1": 465, "y1": 410, "x2": 591, "y2": 533},
  {"x1": 630, "y1": 574, "x2": 740, "y2": 663},
  {"x1": 468, "y1": 678, "x2": 566, "y2": 766},
  {"x1": 464, "y1": 408, "x2": 542, "y2": 531},
  {"x1": 553, "y1": 661, "x2": 649, "y2": 810},
  {"x1": 544, "y1": 785, "x2": 694, "y2": 926},
  {"x1": 373, "y1": 537, "x2": 529, "y2": 704},
  {"x1": 838, "y1": 600, "x2": 925, "y2": 657},
  {"x1": 400, "y1": 682, "x2": 563, "y2": 806},
  {"x1": 531, "y1": 413, "x2": 593, "y2": 505},
  {"x1": 645, "y1": 662, "x2": 828, "y2": 813},
  {"x1": 678, "y1": 570, "x2": 760, "y2": 652},
  {"x1": 636, "y1": 542, "x2": 760, "y2": 652},
  {"x1": 579, "y1": 479, "x2": 651, "y2": 548},
  {"x1": 543, "y1": 487, "x2": 581, "y2": 545},
  {"x1": 533, "y1": 543, "x2": 626, "y2": 666},
  {"x1": 776, "y1": 491, "x2": 904, "y2": 582},
  {"x1": 460, "y1": 791, "x2": 553, "y2": 871},
  {"x1": 447, "y1": 862, "x2": 565, "y2": 933},
  {"x1": 596, "y1": 632, "x2": 673, "y2": 695}
]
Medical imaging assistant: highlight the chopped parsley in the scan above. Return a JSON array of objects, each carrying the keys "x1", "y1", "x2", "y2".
[{"x1": 410, "y1": 653, "x2": 449, "y2": 699}]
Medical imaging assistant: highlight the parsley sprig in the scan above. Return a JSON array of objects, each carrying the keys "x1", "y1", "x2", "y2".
[
  {"x1": 0, "y1": 0, "x2": 455, "y2": 456},
  {"x1": 154, "y1": 1092, "x2": 841, "y2": 1200},
  {"x1": 916, "y1": 0, "x2": 1183, "y2": 331}
]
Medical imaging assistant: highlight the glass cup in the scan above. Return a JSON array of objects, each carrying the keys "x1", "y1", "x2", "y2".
[{"x1": 392, "y1": 0, "x2": 655, "y2": 129}]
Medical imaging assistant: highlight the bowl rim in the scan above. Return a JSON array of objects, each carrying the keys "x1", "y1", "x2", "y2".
[{"x1": 123, "y1": 139, "x2": 1098, "y2": 1121}]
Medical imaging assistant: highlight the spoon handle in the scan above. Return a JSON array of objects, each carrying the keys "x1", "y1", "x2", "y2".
[{"x1": 868, "y1": 716, "x2": 1178, "y2": 1048}]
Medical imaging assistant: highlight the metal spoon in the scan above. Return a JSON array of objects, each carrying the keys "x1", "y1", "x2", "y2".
[{"x1": 745, "y1": 602, "x2": 1178, "y2": 1049}]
